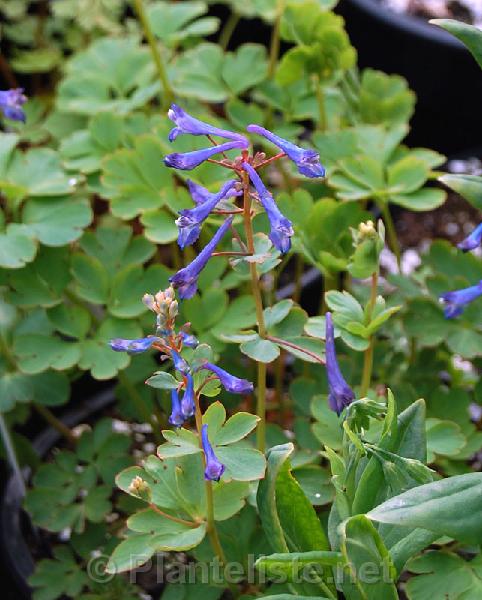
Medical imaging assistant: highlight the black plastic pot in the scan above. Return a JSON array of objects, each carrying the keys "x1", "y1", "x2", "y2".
[
  {"x1": 0, "y1": 389, "x2": 115, "y2": 599},
  {"x1": 337, "y1": 0, "x2": 482, "y2": 156}
]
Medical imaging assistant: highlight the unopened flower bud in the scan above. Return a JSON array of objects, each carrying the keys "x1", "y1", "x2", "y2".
[
  {"x1": 169, "y1": 300, "x2": 178, "y2": 319},
  {"x1": 128, "y1": 476, "x2": 151, "y2": 501},
  {"x1": 143, "y1": 293, "x2": 157, "y2": 312},
  {"x1": 358, "y1": 220, "x2": 376, "y2": 240}
]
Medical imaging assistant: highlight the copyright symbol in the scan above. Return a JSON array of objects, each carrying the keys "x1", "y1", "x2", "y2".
[{"x1": 87, "y1": 554, "x2": 115, "y2": 583}]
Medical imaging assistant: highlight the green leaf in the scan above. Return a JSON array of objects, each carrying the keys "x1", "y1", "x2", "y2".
[
  {"x1": 222, "y1": 44, "x2": 268, "y2": 95},
  {"x1": 102, "y1": 135, "x2": 174, "y2": 219},
  {"x1": 391, "y1": 188, "x2": 446, "y2": 211},
  {"x1": 0, "y1": 224, "x2": 37, "y2": 269},
  {"x1": 147, "y1": 1, "x2": 219, "y2": 45},
  {"x1": 340, "y1": 515, "x2": 398, "y2": 600},
  {"x1": 405, "y1": 551, "x2": 482, "y2": 600},
  {"x1": 358, "y1": 68, "x2": 415, "y2": 126},
  {"x1": 240, "y1": 335, "x2": 280, "y2": 363},
  {"x1": 212, "y1": 412, "x2": 260, "y2": 445},
  {"x1": 14, "y1": 334, "x2": 80, "y2": 373},
  {"x1": 22, "y1": 197, "x2": 92, "y2": 246},
  {"x1": 256, "y1": 550, "x2": 343, "y2": 581},
  {"x1": 146, "y1": 371, "x2": 179, "y2": 390},
  {"x1": 47, "y1": 304, "x2": 91, "y2": 339},
  {"x1": 264, "y1": 300, "x2": 294, "y2": 329},
  {"x1": 431, "y1": 19, "x2": 482, "y2": 69},
  {"x1": 141, "y1": 209, "x2": 179, "y2": 244},
  {"x1": 368, "y1": 472, "x2": 482, "y2": 544},
  {"x1": 439, "y1": 174, "x2": 482, "y2": 210},
  {"x1": 426, "y1": 418, "x2": 466, "y2": 462}
]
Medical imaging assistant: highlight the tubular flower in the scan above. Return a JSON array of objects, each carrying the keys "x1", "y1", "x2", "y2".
[
  {"x1": 170, "y1": 349, "x2": 189, "y2": 374},
  {"x1": 200, "y1": 362, "x2": 253, "y2": 394},
  {"x1": 168, "y1": 388, "x2": 185, "y2": 427},
  {"x1": 180, "y1": 374, "x2": 195, "y2": 418},
  {"x1": 109, "y1": 337, "x2": 158, "y2": 354},
  {"x1": 164, "y1": 140, "x2": 248, "y2": 171},
  {"x1": 170, "y1": 216, "x2": 233, "y2": 299},
  {"x1": 247, "y1": 124, "x2": 325, "y2": 178},
  {"x1": 440, "y1": 281, "x2": 482, "y2": 318},
  {"x1": 180, "y1": 331, "x2": 199, "y2": 348},
  {"x1": 168, "y1": 104, "x2": 247, "y2": 143},
  {"x1": 242, "y1": 162, "x2": 293, "y2": 253},
  {"x1": 201, "y1": 424, "x2": 225, "y2": 482},
  {"x1": 0, "y1": 88, "x2": 27, "y2": 122},
  {"x1": 176, "y1": 179, "x2": 237, "y2": 249},
  {"x1": 457, "y1": 223, "x2": 482, "y2": 253},
  {"x1": 325, "y1": 313, "x2": 355, "y2": 415}
]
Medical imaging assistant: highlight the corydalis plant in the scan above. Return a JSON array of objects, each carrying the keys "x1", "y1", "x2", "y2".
[{"x1": 163, "y1": 104, "x2": 325, "y2": 452}]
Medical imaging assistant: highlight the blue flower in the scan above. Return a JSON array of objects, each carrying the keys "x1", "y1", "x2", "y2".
[
  {"x1": 242, "y1": 162, "x2": 293, "y2": 253},
  {"x1": 325, "y1": 313, "x2": 355, "y2": 415},
  {"x1": 109, "y1": 337, "x2": 157, "y2": 354},
  {"x1": 168, "y1": 104, "x2": 247, "y2": 143},
  {"x1": 201, "y1": 362, "x2": 253, "y2": 394},
  {"x1": 247, "y1": 124, "x2": 325, "y2": 178},
  {"x1": 170, "y1": 216, "x2": 233, "y2": 299},
  {"x1": 176, "y1": 180, "x2": 237, "y2": 248},
  {"x1": 440, "y1": 281, "x2": 482, "y2": 318},
  {"x1": 168, "y1": 388, "x2": 185, "y2": 427},
  {"x1": 0, "y1": 88, "x2": 27, "y2": 122},
  {"x1": 171, "y1": 349, "x2": 189, "y2": 374},
  {"x1": 180, "y1": 331, "x2": 199, "y2": 348},
  {"x1": 187, "y1": 179, "x2": 241, "y2": 206},
  {"x1": 180, "y1": 374, "x2": 196, "y2": 418},
  {"x1": 164, "y1": 140, "x2": 247, "y2": 171},
  {"x1": 201, "y1": 424, "x2": 225, "y2": 482},
  {"x1": 457, "y1": 223, "x2": 482, "y2": 252}
]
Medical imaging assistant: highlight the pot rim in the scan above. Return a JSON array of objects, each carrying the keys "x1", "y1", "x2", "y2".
[
  {"x1": 0, "y1": 388, "x2": 116, "y2": 598},
  {"x1": 343, "y1": 0, "x2": 464, "y2": 50}
]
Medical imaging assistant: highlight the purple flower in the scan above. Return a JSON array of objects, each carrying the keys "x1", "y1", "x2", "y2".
[
  {"x1": 109, "y1": 337, "x2": 157, "y2": 354},
  {"x1": 187, "y1": 179, "x2": 241, "y2": 206},
  {"x1": 180, "y1": 374, "x2": 195, "y2": 418},
  {"x1": 247, "y1": 124, "x2": 325, "y2": 178},
  {"x1": 171, "y1": 349, "x2": 189, "y2": 374},
  {"x1": 168, "y1": 104, "x2": 246, "y2": 143},
  {"x1": 457, "y1": 223, "x2": 482, "y2": 252},
  {"x1": 180, "y1": 331, "x2": 199, "y2": 348},
  {"x1": 164, "y1": 140, "x2": 247, "y2": 171},
  {"x1": 0, "y1": 88, "x2": 27, "y2": 122},
  {"x1": 169, "y1": 388, "x2": 185, "y2": 427},
  {"x1": 170, "y1": 216, "x2": 233, "y2": 299},
  {"x1": 200, "y1": 362, "x2": 253, "y2": 394},
  {"x1": 440, "y1": 281, "x2": 482, "y2": 318},
  {"x1": 325, "y1": 313, "x2": 355, "y2": 415},
  {"x1": 242, "y1": 162, "x2": 293, "y2": 253},
  {"x1": 176, "y1": 179, "x2": 237, "y2": 249},
  {"x1": 201, "y1": 424, "x2": 225, "y2": 482}
]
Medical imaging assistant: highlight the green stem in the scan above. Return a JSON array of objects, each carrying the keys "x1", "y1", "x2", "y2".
[
  {"x1": 33, "y1": 403, "x2": 77, "y2": 445},
  {"x1": 293, "y1": 253, "x2": 304, "y2": 304},
  {"x1": 314, "y1": 75, "x2": 327, "y2": 132},
  {"x1": 321, "y1": 272, "x2": 337, "y2": 314},
  {"x1": 0, "y1": 412, "x2": 26, "y2": 497},
  {"x1": 380, "y1": 202, "x2": 401, "y2": 271},
  {"x1": 242, "y1": 172, "x2": 268, "y2": 454},
  {"x1": 133, "y1": 0, "x2": 174, "y2": 110},
  {"x1": 360, "y1": 271, "x2": 378, "y2": 397},
  {"x1": 268, "y1": 0, "x2": 286, "y2": 77},
  {"x1": 218, "y1": 11, "x2": 241, "y2": 50}
]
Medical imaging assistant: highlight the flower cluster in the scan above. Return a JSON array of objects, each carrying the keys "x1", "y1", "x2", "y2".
[
  {"x1": 440, "y1": 222, "x2": 482, "y2": 318},
  {"x1": 163, "y1": 104, "x2": 325, "y2": 299},
  {"x1": 109, "y1": 286, "x2": 253, "y2": 481},
  {"x1": 0, "y1": 88, "x2": 27, "y2": 122}
]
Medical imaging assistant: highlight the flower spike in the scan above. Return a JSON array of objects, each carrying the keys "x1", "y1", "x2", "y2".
[
  {"x1": 170, "y1": 217, "x2": 233, "y2": 299},
  {"x1": 109, "y1": 337, "x2": 158, "y2": 354},
  {"x1": 201, "y1": 424, "x2": 225, "y2": 482},
  {"x1": 457, "y1": 223, "x2": 482, "y2": 253},
  {"x1": 200, "y1": 362, "x2": 253, "y2": 394},
  {"x1": 440, "y1": 281, "x2": 482, "y2": 318},
  {"x1": 168, "y1": 388, "x2": 185, "y2": 427},
  {"x1": 247, "y1": 124, "x2": 325, "y2": 178},
  {"x1": 176, "y1": 179, "x2": 237, "y2": 249},
  {"x1": 0, "y1": 88, "x2": 27, "y2": 122},
  {"x1": 242, "y1": 162, "x2": 293, "y2": 253},
  {"x1": 180, "y1": 374, "x2": 196, "y2": 418},
  {"x1": 168, "y1": 104, "x2": 247, "y2": 143},
  {"x1": 164, "y1": 140, "x2": 248, "y2": 171},
  {"x1": 325, "y1": 313, "x2": 355, "y2": 415}
]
